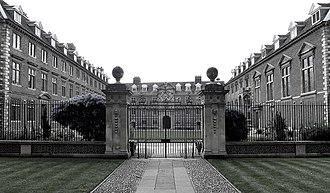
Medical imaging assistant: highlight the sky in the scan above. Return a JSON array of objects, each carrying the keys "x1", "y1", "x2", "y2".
[{"x1": 5, "y1": 0, "x2": 328, "y2": 84}]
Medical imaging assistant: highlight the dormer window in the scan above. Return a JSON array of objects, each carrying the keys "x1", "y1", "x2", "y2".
[
  {"x1": 185, "y1": 83, "x2": 191, "y2": 91},
  {"x1": 35, "y1": 27, "x2": 41, "y2": 37},
  {"x1": 312, "y1": 10, "x2": 321, "y2": 24},
  {"x1": 152, "y1": 84, "x2": 158, "y2": 92},
  {"x1": 51, "y1": 39, "x2": 56, "y2": 48},
  {"x1": 131, "y1": 84, "x2": 137, "y2": 92},
  {"x1": 74, "y1": 55, "x2": 77, "y2": 62},
  {"x1": 290, "y1": 28, "x2": 297, "y2": 39},
  {"x1": 195, "y1": 83, "x2": 201, "y2": 92},
  {"x1": 176, "y1": 83, "x2": 181, "y2": 91},
  {"x1": 63, "y1": 47, "x2": 67, "y2": 55},
  {"x1": 142, "y1": 84, "x2": 148, "y2": 92},
  {"x1": 261, "y1": 49, "x2": 266, "y2": 58},
  {"x1": 274, "y1": 39, "x2": 280, "y2": 50},
  {"x1": 14, "y1": 11, "x2": 21, "y2": 24}
]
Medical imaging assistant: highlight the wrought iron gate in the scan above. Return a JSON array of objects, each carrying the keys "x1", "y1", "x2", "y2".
[{"x1": 128, "y1": 104, "x2": 204, "y2": 158}]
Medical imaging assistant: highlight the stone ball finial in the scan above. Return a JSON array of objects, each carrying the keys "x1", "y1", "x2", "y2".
[
  {"x1": 112, "y1": 66, "x2": 124, "y2": 83},
  {"x1": 206, "y1": 67, "x2": 218, "y2": 82}
]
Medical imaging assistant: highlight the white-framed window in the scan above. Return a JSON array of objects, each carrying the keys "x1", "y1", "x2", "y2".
[
  {"x1": 290, "y1": 28, "x2": 297, "y2": 40},
  {"x1": 51, "y1": 38, "x2": 56, "y2": 48},
  {"x1": 195, "y1": 83, "x2": 201, "y2": 92},
  {"x1": 52, "y1": 55, "x2": 58, "y2": 68},
  {"x1": 10, "y1": 99, "x2": 21, "y2": 121},
  {"x1": 76, "y1": 69, "x2": 80, "y2": 79},
  {"x1": 152, "y1": 84, "x2": 158, "y2": 92},
  {"x1": 254, "y1": 76, "x2": 261, "y2": 103},
  {"x1": 69, "y1": 65, "x2": 73, "y2": 76},
  {"x1": 41, "y1": 49, "x2": 47, "y2": 63},
  {"x1": 13, "y1": 11, "x2": 21, "y2": 24},
  {"x1": 312, "y1": 10, "x2": 321, "y2": 25},
  {"x1": 28, "y1": 42, "x2": 36, "y2": 57},
  {"x1": 69, "y1": 84, "x2": 73, "y2": 98},
  {"x1": 61, "y1": 81, "x2": 66, "y2": 97},
  {"x1": 41, "y1": 72, "x2": 47, "y2": 92},
  {"x1": 12, "y1": 33, "x2": 21, "y2": 50},
  {"x1": 176, "y1": 83, "x2": 181, "y2": 91},
  {"x1": 61, "y1": 61, "x2": 67, "y2": 72},
  {"x1": 266, "y1": 73, "x2": 273, "y2": 101},
  {"x1": 131, "y1": 84, "x2": 137, "y2": 92},
  {"x1": 82, "y1": 72, "x2": 86, "y2": 82},
  {"x1": 52, "y1": 77, "x2": 58, "y2": 95},
  {"x1": 142, "y1": 84, "x2": 148, "y2": 92},
  {"x1": 28, "y1": 68, "x2": 36, "y2": 89},
  {"x1": 63, "y1": 47, "x2": 67, "y2": 55},
  {"x1": 261, "y1": 49, "x2": 266, "y2": 58},
  {"x1": 90, "y1": 77, "x2": 93, "y2": 86},
  {"x1": 274, "y1": 39, "x2": 280, "y2": 50},
  {"x1": 281, "y1": 65, "x2": 290, "y2": 98},
  {"x1": 74, "y1": 55, "x2": 77, "y2": 62},
  {"x1": 12, "y1": 61, "x2": 20, "y2": 85},
  {"x1": 302, "y1": 55, "x2": 315, "y2": 93},
  {"x1": 76, "y1": 86, "x2": 80, "y2": 96},
  {"x1": 185, "y1": 83, "x2": 191, "y2": 91},
  {"x1": 35, "y1": 27, "x2": 41, "y2": 37}
]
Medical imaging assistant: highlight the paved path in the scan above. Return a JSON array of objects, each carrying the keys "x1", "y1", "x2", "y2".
[{"x1": 136, "y1": 159, "x2": 194, "y2": 193}]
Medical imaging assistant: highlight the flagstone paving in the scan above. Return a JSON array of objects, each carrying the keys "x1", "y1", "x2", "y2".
[{"x1": 92, "y1": 158, "x2": 240, "y2": 193}]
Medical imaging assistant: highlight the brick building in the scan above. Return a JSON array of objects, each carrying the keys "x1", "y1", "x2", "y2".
[
  {"x1": 0, "y1": 1, "x2": 108, "y2": 137},
  {"x1": 226, "y1": 2, "x2": 330, "y2": 107}
]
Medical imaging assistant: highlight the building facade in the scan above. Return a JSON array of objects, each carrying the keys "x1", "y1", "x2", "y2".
[
  {"x1": 0, "y1": 1, "x2": 109, "y2": 138},
  {"x1": 226, "y1": 2, "x2": 330, "y2": 107},
  {"x1": 125, "y1": 76, "x2": 223, "y2": 131},
  {"x1": 225, "y1": 3, "x2": 330, "y2": 137}
]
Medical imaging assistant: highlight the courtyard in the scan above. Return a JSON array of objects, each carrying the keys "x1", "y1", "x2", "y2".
[{"x1": 0, "y1": 157, "x2": 329, "y2": 193}]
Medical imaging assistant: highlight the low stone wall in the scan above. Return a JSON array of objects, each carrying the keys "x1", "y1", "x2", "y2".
[
  {"x1": 226, "y1": 141, "x2": 330, "y2": 157},
  {"x1": 0, "y1": 140, "x2": 106, "y2": 157}
]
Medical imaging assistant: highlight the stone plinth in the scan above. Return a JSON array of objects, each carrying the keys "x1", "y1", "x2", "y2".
[
  {"x1": 103, "y1": 83, "x2": 132, "y2": 158},
  {"x1": 200, "y1": 83, "x2": 228, "y2": 159}
]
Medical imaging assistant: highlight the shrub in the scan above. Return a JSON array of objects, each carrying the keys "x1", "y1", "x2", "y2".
[
  {"x1": 301, "y1": 125, "x2": 330, "y2": 141},
  {"x1": 225, "y1": 109, "x2": 248, "y2": 141},
  {"x1": 52, "y1": 93, "x2": 106, "y2": 141}
]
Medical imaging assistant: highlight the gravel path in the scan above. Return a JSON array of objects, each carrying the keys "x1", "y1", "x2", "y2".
[
  {"x1": 184, "y1": 159, "x2": 241, "y2": 193},
  {"x1": 91, "y1": 159, "x2": 148, "y2": 193}
]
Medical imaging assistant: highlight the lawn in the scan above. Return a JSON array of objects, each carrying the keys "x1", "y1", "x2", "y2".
[
  {"x1": 209, "y1": 158, "x2": 330, "y2": 193},
  {"x1": 0, "y1": 157, "x2": 123, "y2": 193}
]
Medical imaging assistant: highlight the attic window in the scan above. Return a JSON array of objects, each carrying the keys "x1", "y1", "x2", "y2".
[
  {"x1": 74, "y1": 55, "x2": 77, "y2": 62},
  {"x1": 35, "y1": 27, "x2": 41, "y2": 37},
  {"x1": 51, "y1": 39, "x2": 56, "y2": 48},
  {"x1": 142, "y1": 84, "x2": 148, "y2": 92},
  {"x1": 312, "y1": 10, "x2": 321, "y2": 24},
  {"x1": 63, "y1": 47, "x2": 67, "y2": 55},
  {"x1": 131, "y1": 85, "x2": 137, "y2": 92},
  {"x1": 261, "y1": 50, "x2": 266, "y2": 58},
  {"x1": 185, "y1": 83, "x2": 191, "y2": 91},
  {"x1": 176, "y1": 83, "x2": 181, "y2": 91},
  {"x1": 274, "y1": 39, "x2": 280, "y2": 50},
  {"x1": 290, "y1": 27, "x2": 297, "y2": 39},
  {"x1": 14, "y1": 11, "x2": 21, "y2": 24}
]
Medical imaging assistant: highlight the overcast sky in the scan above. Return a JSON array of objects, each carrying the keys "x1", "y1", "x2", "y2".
[{"x1": 6, "y1": 0, "x2": 327, "y2": 84}]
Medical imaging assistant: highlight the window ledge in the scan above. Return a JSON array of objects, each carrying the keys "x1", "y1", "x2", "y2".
[
  {"x1": 12, "y1": 48, "x2": 22, "y2": 52},
  {"x1": 281, "y1": 96, "x2": 292, "y2": 100},
  {"x1": 12, "y1": 84, "x2": 22, "y2": 87},
  {"x1": 301, "y1": 90, "x2": 316, "y2": 97}
]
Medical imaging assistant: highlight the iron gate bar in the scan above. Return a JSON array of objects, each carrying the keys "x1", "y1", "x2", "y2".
[{"x1": 128, "y1": 104, "x2": 204, "y2": 158}]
